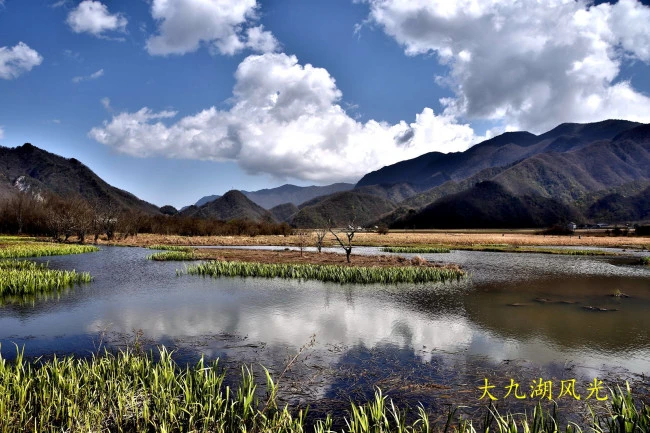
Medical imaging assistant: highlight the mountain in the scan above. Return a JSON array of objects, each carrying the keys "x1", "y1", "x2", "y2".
[
  {"x1": 357, "y1": 120, "x2": 641, "y2": 192},
  {"x1": 0, "y1": 143, "x2": 160, "y2": 214},
  {"x1": 269, "y1": 203, "x2": 299, "y2": 223},
  {"x1": 180, "y1": 190, "x2": 274, "y2": 222},
  {"x1": 241, "y1": 183, "x2": 354, "y2": 209},
  {"x1": 587, "y1": 185, "x2": 650, "y2": 223},
  {"x1": 391, "y1": 181, "x2": 582, "y2": 229},
  {"x1": 291, "y1": 191, "x2": 397, "y2": 228},
  {"x1": 195, "y1": 195, "x2": 221, "y2": 207}
]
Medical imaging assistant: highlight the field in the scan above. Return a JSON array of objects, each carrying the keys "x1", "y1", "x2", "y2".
[{"x1": 99, "y1": 230, "x2": 650, "y2": 250}]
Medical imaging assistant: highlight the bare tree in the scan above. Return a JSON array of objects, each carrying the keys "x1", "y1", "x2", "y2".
[
  {"x1": 329, "y1": 221, "x2": 357, "y2": 263},
  {"x1": 314, "y1": 228, "x2": 327, "y2": 253},
  {"x1": 295, "y1": 230, "x2": 309, "y2": 257}
]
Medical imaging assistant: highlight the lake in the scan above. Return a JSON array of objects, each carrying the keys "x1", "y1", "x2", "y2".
[{"x1": 1, "y1": 245, "x2": 649, "y2": 420}]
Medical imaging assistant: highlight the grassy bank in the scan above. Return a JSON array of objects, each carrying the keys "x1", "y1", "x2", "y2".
[
  {"x1": 0, "y1": 347, "x2": 647, "y2": 433},
  {"x1": 146, "y1": 245, "x2": 193, "y2": 252},
  {"x1": 448, "y1": 245, "x2": 616, "y2": 255},
  {"x1": 183, "y1": 260, "x2": 465, "y2": 284},
  {"x1": 0, "y1": 260, "x2": 92, "y2": 296},
  {"x1": 0, "y1": 242, "x2": 99, "y2": 259}
]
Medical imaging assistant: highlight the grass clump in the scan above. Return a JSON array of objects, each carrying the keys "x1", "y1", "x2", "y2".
[
  {"x1": 0, "y1": 260, "x2": 92, "y2": 296},
  {"x1": 147, "y1": 250, "x2": 196, "y2": 261},
  {"x1": 184, "y1": 260, "x2": 465, "y2": 284},
  {"x1": 0, "y1": 242, "x2": 99, "y2": 259},
  {"x1": 0, "y1": 346, "x2": 648, "y2": 433},
  {"x1": 381, "y1": 246, "x2": 451, "y2": 254},
  {"x1": 641, "y1": 257, "x2": 650, "y2": 265},
  {"x1": 146, "y1": 244, "x2": 193, "y2": 252}
]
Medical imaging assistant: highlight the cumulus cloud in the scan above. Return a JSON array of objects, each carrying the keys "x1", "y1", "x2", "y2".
[
  {"x1": 66, "y1": 0, "x2": 127, "y2": 37},
  {"x1": 0, "y1": 42, "x2": 43, "y2": 80},
  {"x1": 71, "y1": 68, "x2": 104, "y2": 83},
  {"x1": 90, "y1": 53, "x2": 477, "y2": 182},
  {"x1": 362, "y1": 0, "x2": 650, "y2": 132},
  {"x1": 146, "y1": 0, "x2": 278, "y2": 56}
]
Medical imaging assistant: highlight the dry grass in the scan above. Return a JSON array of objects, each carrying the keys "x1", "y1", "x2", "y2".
[{"x1": 97, "y1": 231, "x2": 650, "y2": 249}]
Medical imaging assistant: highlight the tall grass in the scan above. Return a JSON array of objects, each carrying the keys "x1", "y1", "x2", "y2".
[
  {"x1": 147, "y1": 250, "x2": 196, "y2": 261},
  {"x1": 184, "y1": 260, "x2": 465, "y2": 284},
  {"x1": 0, "y1": 260, "x2": 92, "y2": 296},
  {"x1": 0, "y1": 346, "x2": 647, "y2": 433},
  {"x1": 0, "y1": 242, "x2": 99, "y2": 259},
  {"x1": 381, "y1": 246, "x2": 451, "y2": 254}
]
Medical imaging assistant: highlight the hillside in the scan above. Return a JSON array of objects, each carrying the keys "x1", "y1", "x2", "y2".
[
  {"x1": 357, "y1": 120, "x2": 641, "y2": 191},
  {"x1": 181, "y1": 190, "x2": 274, "y2": 222},
  {"x1": 291, "y1": 191, "x2": 396, "y2": 228},
  {"x1": 0, "y1": 143, "x2": 160, "y2": 214},
  {"x1": 269, "y1": 203, "x2": 299, "y2": 223}
]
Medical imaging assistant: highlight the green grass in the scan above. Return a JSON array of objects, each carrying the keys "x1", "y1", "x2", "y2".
[
  {"x1": 0, "y1": 242, "x2": 99, "y2": 259},
  {"x1": 146, "y1": 245, "x2": 193, "y2": 252},
  {"x1": 0, "y1": 260, "x2": 92, "y2": 296},
  {"x1": 381, "y1": 246, "x2": 451, "y2": 254},
  {"x1": 641, "y1": 256, "x2": 650, "y2": 265},
  {"x1": 147, "y1": 250, "x2": 196, "y2": 261},
  {"x1": 0, "y1": 235, "x2": 37, "y2": 243},
  {"x1": 0, "y1": 346, "x2": 647, "y2": 433},
  {"x1": 183, "y1": 260, "x2": 465, "y2": 284}
]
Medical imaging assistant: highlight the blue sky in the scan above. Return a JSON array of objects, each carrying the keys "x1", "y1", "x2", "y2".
[{"x1": 1, "y1": 0, "x2": 650, "y2": 208}]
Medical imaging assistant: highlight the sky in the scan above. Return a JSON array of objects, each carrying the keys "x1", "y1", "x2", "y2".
[{"x1": 1, "y1": 0, "x2": 650, "y2": 208}]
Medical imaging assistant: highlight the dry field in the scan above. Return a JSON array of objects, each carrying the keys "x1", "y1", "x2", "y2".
[{"x1": 100, "y1": 230, "x2": 650, "y2": 249}]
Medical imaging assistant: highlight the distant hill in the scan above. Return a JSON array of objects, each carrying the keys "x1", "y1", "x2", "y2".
[
  {"x1": 0, "y1": 143, "x2": 160, "y2": 214},
  {"x1": 181, "y1": 190, "x2": 274, "y2": 222},
  {"x1": 291, "y1": 191, "x2": 396, "y2": 228},
  {"x1": 269, "y1": 203, "x2": 299, "y2": 223},
  {"x1": 195, "y1": 195, "x2": 221, "y2": 207},
  {"x1": 357, "y1": 120, "x2": 641, "y2": 192},
  {"x1": 241, "y1": 183, "x2": 354, "y2": 209},
  {"x1": 587, "y1": 185, "x2": 650, "y2": 223}
]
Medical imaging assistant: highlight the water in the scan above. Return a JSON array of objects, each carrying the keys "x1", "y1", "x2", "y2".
[{"x1": 1, "y1": 245, "x2": 649, "y2": 416}]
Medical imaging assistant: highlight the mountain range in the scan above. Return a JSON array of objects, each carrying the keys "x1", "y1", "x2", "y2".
[{"x1": 2, "y1": 119, "x2": 649, "y2": 228}]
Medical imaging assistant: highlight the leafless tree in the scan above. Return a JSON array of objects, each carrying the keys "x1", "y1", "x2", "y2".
[
  {"x1": 295, "y1": 230, "x2": 310, "y2": 257},
  {"x1": 329, "y1": 220, "x2": 357, "y2": 263},
  {"x1": 314, "y1": 228, "x2": 327, "y2": 253}
]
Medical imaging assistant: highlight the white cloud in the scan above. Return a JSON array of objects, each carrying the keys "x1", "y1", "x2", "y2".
[
  {"x1": 72, "y1": 68, "x2": 104, "y2": 83},
  {"x1": 66, "y1": 1, "x2": 127, "y2": 37},
  {"x1": 146, "y1": 0, "x2": 277, "y2": 56},
  {"x1": 362, "y1": 0, "x2": 650, "y2": 132},
  {"x1": 100, "y1": 97, "x2": 112, "y2": 111},
  {"x1": 0, "y1": 42, "x2": 43, "y2": 80},
  {"x1": 90, "y1": 53, "x2": 478, "y2": 182}
]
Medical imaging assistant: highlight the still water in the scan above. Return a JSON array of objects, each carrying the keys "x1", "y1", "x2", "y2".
[{"x1": 1, "y1": 246, "x2": 649, "y2": 414}]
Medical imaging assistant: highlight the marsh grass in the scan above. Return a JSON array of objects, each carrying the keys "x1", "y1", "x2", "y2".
[
  {"x1": 381, "y1": 246, "x2": 451, "y2": 254},
  {"x1": 147, "y1": 250, "x2": 196, "y2": 261},
  {"x1": 0, "y1": 242, "x2": 99, "y2": 259},
  {"x1": 641, "y1": 257, "x2": 650, "y2": 265},
  {"x1": 183, "y1": 260, "x2": 465, "y2": 284},
  {"x1": 0, "y1": 260, "x2": 92, "y2": 296},
  {"x1": 448, "y1": 245, "x2": 615, "y2": 255},
  {"x1": 0, "y1": 346, "x2": 647, "y2": 433}
]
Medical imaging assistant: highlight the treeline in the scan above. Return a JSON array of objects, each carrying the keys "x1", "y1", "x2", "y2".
[{"x1": 0, "y1": 192, "x2": 292, "y2": 241}]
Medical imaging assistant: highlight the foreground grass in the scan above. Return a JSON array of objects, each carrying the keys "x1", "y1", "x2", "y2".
[
  {"x1": 0, "y1": 242, "x2": 99, "y2": 259},
  {"x1": 0, "y1": 347, "x2": 647, "y2": 433},
  {"x1": 381, "y1": 246, "x2": 451, "y2": 254},
  {"x1": 183, "y1": 260, "x2": 465, "y2": 284},
  {"x1": 0, "y1": 260, "x2": 92, "y2": 296},
  {"x1": 642, "y1": 257, "x2": 650, "y2": 265}
]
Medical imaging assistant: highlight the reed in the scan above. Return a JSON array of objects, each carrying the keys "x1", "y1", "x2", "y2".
[
  {"x1": 0, "y1": 242, "x2": 99, "y2": 259},
  {"x1": 0, "y1": 346, "x2": 647, "y2": 433},
  {"x1": 183, "y1": 260, "x2": 465, "y2": 284},
  {"x1": 381, "y1": 246, "x2": 451, "y2": 253},
  {"x1": 147, "y1": 250, "x2": 196, "y2": 261},
  {"x1": 0, "y1": 260, "x2": 92, "y2": 296}
]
